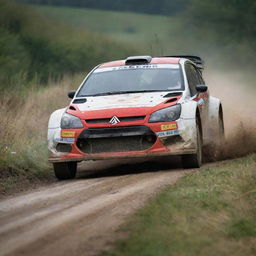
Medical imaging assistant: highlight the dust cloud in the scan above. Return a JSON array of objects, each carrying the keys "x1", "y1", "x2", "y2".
[{"x1": 205, "y1": 69, "x2": 256, "y2": 159}]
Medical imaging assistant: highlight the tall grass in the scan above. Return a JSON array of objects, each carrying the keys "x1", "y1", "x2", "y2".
[{"x1": 0, "y1": 75, "x2": 82, "y2": 184}]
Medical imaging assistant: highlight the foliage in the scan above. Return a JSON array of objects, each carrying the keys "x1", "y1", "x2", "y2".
[
  {"x1": 29, "y1": 1, "x2": 256, "y2": 71},
  {"x1": 0, "y1": 0, "x2": 135, "y2": 89},
  {"x1": 15, "y1": 0, "x2": 189, "y2": 16},
  {"x1": 187, "y1": 0, "x2": 256, "y2": 45},
  {"x1": 34, "y1": 5, "x2": 178, "y2": 56},
  {"x1": 181, "y1": 0, "x2": 256, "y2": 66},
  {"x1": 0, "y1": 74, "x2": 83, "y2": 194}
]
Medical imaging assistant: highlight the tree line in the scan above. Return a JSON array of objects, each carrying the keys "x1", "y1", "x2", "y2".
[
  {"x1": 15, "y1": 0, "x2": 189, "y2": 16},
  {"x1": 0, "y1": 0, "x2": 135, "y2": 89},
  {"x1": 184, "y1": 0, "x2": 256, "y2": 66}
]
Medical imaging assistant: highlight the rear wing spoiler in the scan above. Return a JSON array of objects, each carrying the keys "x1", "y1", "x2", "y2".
[{"x1": 163, "y1": 55, "x2": 204, "y2": 69}]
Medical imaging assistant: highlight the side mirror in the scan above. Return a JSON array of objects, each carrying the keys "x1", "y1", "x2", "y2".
[
  {"x1": 68, "y1": 91, "x2": 76, "y2": 99},
  {"x1": 196, "y1": 84, "x2": 208, "y2": 93}
]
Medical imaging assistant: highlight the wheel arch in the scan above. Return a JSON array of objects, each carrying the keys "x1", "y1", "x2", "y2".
[
  {"x1": 179, "y1": 101, "x2": 202, "y2": 150},
  {"x1": 196, "y1": 107, "x2": 203, "y2": 140},
  {"x1": 205, "y1": 96, "x2": 223, "y2": 144},
  {"x1": 48, "y1": 108, "x2": 66, "y2": 130},
  {"x1": 47, "y1": 108, "x2": 66, "y2": 151},
  {"x1": 219, "y1": 103, "x2": 224, "y2": 123}
]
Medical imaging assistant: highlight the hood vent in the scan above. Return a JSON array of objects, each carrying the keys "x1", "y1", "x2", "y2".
[
  {"x1": 165, "y1": 98, "x2": 178, "y2": 104},
  {"x1": 73, "y1": 98, "x2": 87, "y2": 104},
  {"x1": 163, "y1": 92, "x2": 182, "y2": 98},
  {"x1": 69, "y1": 105, "x2": 76, "y2": 111}
]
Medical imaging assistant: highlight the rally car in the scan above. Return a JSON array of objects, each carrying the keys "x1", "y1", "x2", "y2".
[{"x1": 48, "y1": 55, "x2": 224, "y2": 180}]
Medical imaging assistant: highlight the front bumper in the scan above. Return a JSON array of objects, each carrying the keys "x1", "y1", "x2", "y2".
[{"x1": 48, "y1": 119, "x2": 197, "y2": 163}]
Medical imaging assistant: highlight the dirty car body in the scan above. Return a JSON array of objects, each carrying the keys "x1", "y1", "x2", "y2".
[{"x1": 48, "y1": 56, "x2": 224, "y2": 180}]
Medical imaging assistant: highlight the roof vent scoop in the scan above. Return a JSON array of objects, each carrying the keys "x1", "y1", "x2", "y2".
[{"x1": 125, "y1": 56, "x2": 152, "y2": 65}]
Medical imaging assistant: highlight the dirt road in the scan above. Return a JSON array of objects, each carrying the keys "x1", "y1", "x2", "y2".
[{"x1": 0, "y1": 158, "x2": 188, "y2": 256}]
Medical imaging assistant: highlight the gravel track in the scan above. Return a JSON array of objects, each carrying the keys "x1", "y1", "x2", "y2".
[{"x1": 0, "y1": 158, "x2": 188, "y2": 256}]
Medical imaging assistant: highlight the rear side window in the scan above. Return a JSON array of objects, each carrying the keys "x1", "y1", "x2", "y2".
[
  {"x1": 196, "y1": 69, "x2": 205, "y2": 85},
  {"x1": 185, "y1": 63, "x2": 201, "y2": 96}
]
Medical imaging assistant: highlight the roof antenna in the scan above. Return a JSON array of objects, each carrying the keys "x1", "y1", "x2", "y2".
[{"x1": 154, "y1": 33, "x2": 164, "y2": 56}]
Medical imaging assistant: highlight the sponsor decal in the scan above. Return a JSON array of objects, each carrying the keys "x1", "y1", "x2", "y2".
[
  {"x1": 197, "y1": 98, "x2": 205, "y2": 105},
  {"x1": 161, "y1": 123, "x2": 177, "y2": 131},
  {"x1": 156, "y1": 130, "x2": 180, "y2": 138},
  {"x1": 95, "y1": 64, "x2": 180, "y2": 73},
  {"x1": 109, "y1": 116, "x2": 120, "y2": 125},
  {"x1": 61, "y1": 131, "x2": 75, "y2": 138},
  {"x1": 56, "y1": 138, "x2": 75, "y2": 143}
]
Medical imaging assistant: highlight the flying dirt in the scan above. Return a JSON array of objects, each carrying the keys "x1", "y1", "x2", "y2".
[{"x1": 205, "y1": 69, "x2": 256, "y2": 159}]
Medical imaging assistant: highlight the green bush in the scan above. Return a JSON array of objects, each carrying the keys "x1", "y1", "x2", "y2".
[{"x1": 0, "y1": 0, "x2": 135, "y2": 90}]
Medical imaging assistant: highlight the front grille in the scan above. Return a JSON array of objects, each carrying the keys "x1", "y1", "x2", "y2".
[
  {"x1": 77, "y1": 126, "x2": 156, "y2": 154},
  {"x1": 85, "y1": 116, "x2": 145, "y2": 124}
]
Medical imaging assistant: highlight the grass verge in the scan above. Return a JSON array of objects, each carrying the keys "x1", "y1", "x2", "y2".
[
  {"x1": 0, "y1": 74, "x2": 83, "y2": 197},
  {"x1": 102, "y1": 154, "x2": 256, "y2": 256}
]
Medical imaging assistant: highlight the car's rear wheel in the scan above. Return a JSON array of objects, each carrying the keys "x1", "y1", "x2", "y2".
[
  {"x1": 212, "y1": 112, "x2": 225, "y2": 159},
  {"x1": 181, "y1": 116, "x2": 202, "y2": 168},
  {"x1": 53, "y1": 162, "x2": 77, "y2": 180}
]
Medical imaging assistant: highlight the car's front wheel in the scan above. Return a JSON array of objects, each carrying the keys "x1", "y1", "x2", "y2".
[
  {"x1": 181, "y1": 116, "x2": 202, "y2": 168},
  {"x1": 53, "y1": 162, "x2": 77, "y2": 180}
]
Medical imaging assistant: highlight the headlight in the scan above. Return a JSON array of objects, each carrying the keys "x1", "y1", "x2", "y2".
[
  {"x1": 61, "y1": 113, "x2": 83, "y2": 129},
  {"x1": 149, "y1": 104, "x2": 181, "y2": 123}
]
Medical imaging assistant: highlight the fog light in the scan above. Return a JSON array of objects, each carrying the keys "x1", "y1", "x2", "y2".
[{"x1": 56, "y1": 143, "x2": 72, "y2": 153}]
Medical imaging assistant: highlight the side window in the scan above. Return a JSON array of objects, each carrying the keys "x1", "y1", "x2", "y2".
[
  {"x1": 185, "y1": 64, "x2": 200, "y2": 96},
  {"x1": 196, "y1": 69, "x2": 205, "y2": 85}
]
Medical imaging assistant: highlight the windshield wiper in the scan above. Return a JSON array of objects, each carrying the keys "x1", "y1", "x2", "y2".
[{"x1": 79, "y1": 90, "x2": 170, "y2": 97}]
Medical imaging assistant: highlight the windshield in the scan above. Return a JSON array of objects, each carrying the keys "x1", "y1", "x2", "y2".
[{"x1": 77, "y1": 64, "x2": 184, "y2": 97}]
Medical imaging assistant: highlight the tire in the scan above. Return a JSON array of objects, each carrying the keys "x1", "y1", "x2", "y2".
[
  {"x1": 181, "y1": 116, "x2": 202, "y2": 168},
  {"x1": 212, "y1": 113, "x2": 225, "y2": 159},
  {"x1": 218, "y1": 112, "x2": 225, "y2": 144},
  {"x1": 202, "y1": 107, "x2": 225, "y2": 161},
  {"x1": 53, "y1": 162, "x2": 77, "y2": 180}
]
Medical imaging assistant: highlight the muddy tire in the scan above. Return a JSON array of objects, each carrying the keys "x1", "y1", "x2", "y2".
[
  {"x1": 212, "y1": 113, "x2": 225, "y2": 159},
  {"x1": 181, "y1": 116, "x2": 202, "y2": 168},
  {"x1": 210, "y1": 106, "x2": 225, "y2": 160},
  {"x1": 53, "y1": 162, "x2": 77, "y2": 180},
  {"x1": 216, "y1": 115, "x2": 225, "y2": 145}
]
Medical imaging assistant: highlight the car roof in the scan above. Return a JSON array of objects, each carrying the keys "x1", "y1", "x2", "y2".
[{"x1": 99, "y1": 57, "x2": 180, "y2": 68}]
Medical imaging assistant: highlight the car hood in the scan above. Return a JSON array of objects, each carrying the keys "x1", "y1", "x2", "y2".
[{"x1": 74, "y1": 92, "x2": 179, "y2": 112}]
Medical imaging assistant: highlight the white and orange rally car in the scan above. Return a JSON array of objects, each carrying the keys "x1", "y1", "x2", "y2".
[{"x1": 48, "y1": 56, "x2": 224, "y2": 180}]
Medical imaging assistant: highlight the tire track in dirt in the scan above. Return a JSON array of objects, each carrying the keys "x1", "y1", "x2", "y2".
[{"x1": 0, "y1": 160, "x2": 188, "y2": 256}]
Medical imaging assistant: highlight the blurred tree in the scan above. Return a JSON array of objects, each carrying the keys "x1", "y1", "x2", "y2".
[
  {"x1": 180, "y1": 0, "x2": 256, "y2": 67},
  {"x1": 186, "y1": 0, "x2": 256, "y2": 47},
  {"x1": 15, "y1": 0, "x2": 190, "y2": 16},
  {"x1": 0, "y1": 0, "x2": 135, "y2": 88}
]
